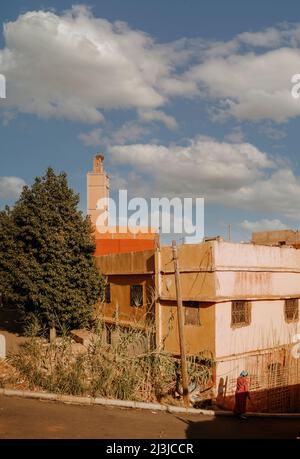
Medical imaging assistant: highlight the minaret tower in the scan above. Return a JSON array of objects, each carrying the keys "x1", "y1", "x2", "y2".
[{"x1": 87, "y1": 154, "x2": 109, "y2": 231}]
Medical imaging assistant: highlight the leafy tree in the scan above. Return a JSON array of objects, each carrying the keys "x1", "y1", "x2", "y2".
[
  {"x1": 0, "y1": 207, "x2": 19, "y2": 307},
  {"x1": 0, "y1": 168, "x2": 104, "y2": 331}
]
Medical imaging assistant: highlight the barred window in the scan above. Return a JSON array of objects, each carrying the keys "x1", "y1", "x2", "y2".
[
  {"x1": 105, "y1": 283, "x2": 111, "y2": 303},
  {"x1": 184, "y1": 301, "x2": 200, "y2": 326},
  {"x1": 284, "y1": 299, "x2": 299, "y2": 322},
  {"x1": 231, "y1": 301, "x2": 251, "y2": 327},
  {"x1": 130, "y1": 285, "x2": 143, "y2": 307}
]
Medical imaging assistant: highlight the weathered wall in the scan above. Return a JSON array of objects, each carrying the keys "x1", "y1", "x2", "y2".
[
  {"x1": 252, "y1": 229, "x2": 300, "y2": 247},
  {"x1": 213, "y1": 241, "x2": 300, "y2": 271},
  {"x1": 95, "y1": 250, "x2": 155, "y2": 275},
  {"x1": 159, "y1": 243, "x2": 216, "y2": 301},
  {"x1": 214, "y1": 242, "x2": 300, "y2": 300},
  {"x1": 159, "y1": 241, "x2": 300, "y2": 301},
  {"x1": 158, "y1": 300, "x2": 215, "y2": 356},
  {"x1": 215, "y1": 299, "x2": 300, "y2": 359},
  {"x1": 96, "y1": 274, "x2": 155, "y2": 328}
]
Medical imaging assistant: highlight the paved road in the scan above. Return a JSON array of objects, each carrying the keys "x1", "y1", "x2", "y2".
[{"x1": 0, "y1": 395, "x2": 299, "y2": 439}]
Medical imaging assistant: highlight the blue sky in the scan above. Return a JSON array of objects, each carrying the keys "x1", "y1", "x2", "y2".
[{"x1": 1, "y1": 0, "x2": 300, "y2": 243}]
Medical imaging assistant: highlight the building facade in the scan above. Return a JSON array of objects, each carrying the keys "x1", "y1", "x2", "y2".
[{"x1": 95, "y1": 240, "x2": 300, "y2": 412}]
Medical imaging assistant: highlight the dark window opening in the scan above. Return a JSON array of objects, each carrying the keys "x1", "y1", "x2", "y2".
[
  {"x1": 105, "y1": 283, "x2": 111, "y2": 303},
  {"x1": 231, "y1": 300, "x2": 251, "y2": 327},
  {"x1": 284, "y1": 299, "x2": 299, "y2": 322},
  {"x1": 130, "y1": 285, "x2": 143, "y2": 307},
  {"x1": 184, "y1": 301, "x2": 200, "y2": 326}
]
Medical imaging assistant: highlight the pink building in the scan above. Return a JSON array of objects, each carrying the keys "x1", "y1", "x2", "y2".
[{"x1": 96, "y1": 239, "x2": 300, "y2": 412}]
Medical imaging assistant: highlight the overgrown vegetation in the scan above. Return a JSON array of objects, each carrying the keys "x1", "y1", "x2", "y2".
[
  {"x1": 0, "y1": 168, "x2": 105, "y2": 331},
  {"x1": 9, "y1": 321, "x2": 214, "y2": 404}
]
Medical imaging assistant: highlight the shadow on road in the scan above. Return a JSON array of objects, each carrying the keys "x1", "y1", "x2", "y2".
[{"x1": 177, "y1": 414, "x2": 300, "y2": 439}]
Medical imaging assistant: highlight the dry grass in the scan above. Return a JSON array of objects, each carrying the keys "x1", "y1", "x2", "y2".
[{"x1": 8, "y1": 319, "x2": 214, "y2": 404}]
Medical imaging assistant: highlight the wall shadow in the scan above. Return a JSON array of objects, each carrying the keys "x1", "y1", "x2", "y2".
[{"x1": 180, "y1": 415, "x2": 300, "y2": 439}]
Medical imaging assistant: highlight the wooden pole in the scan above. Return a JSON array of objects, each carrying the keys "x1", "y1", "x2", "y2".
[
  {"x1": 172, "y1": 240, "x2": 189, "y2": 407},
  {"x1": 228, "y1": 224, "x2": 231, "y2": 242}
]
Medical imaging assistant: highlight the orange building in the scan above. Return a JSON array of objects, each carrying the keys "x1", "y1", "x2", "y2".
[{"x1": 87, "y1": 154, "x2": 157, "y2": 255}]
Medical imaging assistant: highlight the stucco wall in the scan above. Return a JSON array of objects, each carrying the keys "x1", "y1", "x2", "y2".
[
  {"x1": 158, "y1": 300, "x2": 215, "y2": 356},
  {"x1": 215, "y1": 299, "x2": 300, "y2": 359},
  {"x1": 96, "y1": 274, "x2": 155, "y2": 328},
  {"x1": 215, "y1": 271, "x2": 300, "y2": 300},
  {"x1": 213, "y1": 241, "x2": 300, "y2": 271}
]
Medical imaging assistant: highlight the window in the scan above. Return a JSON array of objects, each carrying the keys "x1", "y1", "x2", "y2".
[
  {"x1": 184, "y1": 301, "x2": 200, "y2": 326},
  {"x1": 130, "y1": 285, "x2": 143, "y2": 307},
  {"x1": 231, "y1": 301, "x2": 251, "y2": 327},
  {"x1": 284, "y1": 299, "x2": 299, "y2": 322},
  {"x1": 105, "y1": 283, "x2": 111, "y2": 303}
]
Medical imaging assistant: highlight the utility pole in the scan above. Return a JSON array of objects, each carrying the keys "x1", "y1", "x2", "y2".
[
  {"x1": 228, "y1": 224, "x2": 231, "y2": 242},
  {"x1": 172, "y1": 240, "x2": 189, "y2": 407}
]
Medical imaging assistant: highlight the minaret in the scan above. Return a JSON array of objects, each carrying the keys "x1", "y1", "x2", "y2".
[{"x1": 87, "y1": 154, "x2": 109, "y2": 231}]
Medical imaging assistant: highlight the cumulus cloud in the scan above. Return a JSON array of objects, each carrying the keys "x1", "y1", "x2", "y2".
[
  {"x1": 138, "y1": 109, "x2": 178, "y2": 130},
  {"x1": 237, "y1": 27, "x2": 283, "y2": 48},
  {"x1": 239, "y1": 218, "x2": 287, "y2": 233},
  {"x1": 108, "y1": 136, "x2": 300, "y2": 218},
  {"x1": 187, "y1": 47, "x2": 300, "y2": 122},
  {"x1": 0, "y1": 176, "x2": 26, "y2": 201},
  {"x1": 79, "y1": 120, "x2": 150, "y2": 147},
  {"x1": 2, "y1": 8, "x2": 300, "y2": 126},
  {"x1": 109, "y1": 121, "x2": 150, "y2": 144},
  {"x1": 0, "y1": 6, "x2": 188, "y2": 123}
]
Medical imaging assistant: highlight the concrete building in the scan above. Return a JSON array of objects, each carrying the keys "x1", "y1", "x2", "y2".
[
  {"x1": 252, "y1": 229, "x2": 300, "y2": 249},
  {"x1": 95, "y1": 240, "x2": 300, "y2": 412}
]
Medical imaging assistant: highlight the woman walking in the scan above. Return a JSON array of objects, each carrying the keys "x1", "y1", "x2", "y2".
[{"x1": 234, "y1": 370, "x2": 251, "y2": 420}]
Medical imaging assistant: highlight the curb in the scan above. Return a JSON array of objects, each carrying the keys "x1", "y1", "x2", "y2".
[{"x1": 0, "y1": 388, "x2": 299, "y2": 418}]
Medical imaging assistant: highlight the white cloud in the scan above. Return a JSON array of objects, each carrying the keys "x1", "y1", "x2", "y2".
[
  {"x1": 0, "y1": 176, "x2": 26, "y2": 201},
  {"x1": 187, "y1": 47, "x2": 300, "y2": 122},
  {"x1": 2, "y1": 10, "x2": 300, "y2": 126},
  {"x1": 237, "y1": 24, "x2": 300, "y2": 49},
  {"x1": 79, "y1": 120, "x2": 150, "y2": 147},
  {"x1": 0, "y1": 6, "x2": 185, "y2": 123},
  {"x1": 108, "y1": 136, "x2": 300, "y2": 218},
  {"x1": 138, "y1": 109, "x2": 178, "y2": 130},
  {"x1": 237, "y1": 28, "x2": 283, "y2": 48},
  {"x1": 239, "y1": 219, "x2": 287, "y2": 233},
  {"x1": 110, "y1": 121, "x2": 150, "y2": 144}
]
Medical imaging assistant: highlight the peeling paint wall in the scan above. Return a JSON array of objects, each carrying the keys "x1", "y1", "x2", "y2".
[
  {"x1": 158, "y1": 300, "x2": 215, "y2": 356},
  {"x1": 215, "y1": 300, "x2": 300, "y2": 359},
  {"x1": 96, "y1": 274, "x2": 155, "y2": 328}
]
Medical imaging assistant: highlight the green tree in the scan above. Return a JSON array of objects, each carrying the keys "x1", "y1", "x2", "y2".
[
  {"x1": 1, "y1": 167, "x2": 104, "y2": 331},
  {"x1": 0, "y1": 206, "x2": 19, "y2": 307}
]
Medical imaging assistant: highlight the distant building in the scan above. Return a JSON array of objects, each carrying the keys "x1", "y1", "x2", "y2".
[
  {"x1": 87, "y1": 154, "x2": 157, "y2": 255},
  {"x1": 95, "y1": 240, "x2": 300, "y2": 412},
  {"x1": 252, "y1": 229, "x2": 300, "y2": 249}
]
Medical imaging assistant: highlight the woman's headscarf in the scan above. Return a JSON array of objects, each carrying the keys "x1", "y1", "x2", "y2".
[{"x1": 240, "y1": 370, "x2": 248, "y2": 377}]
